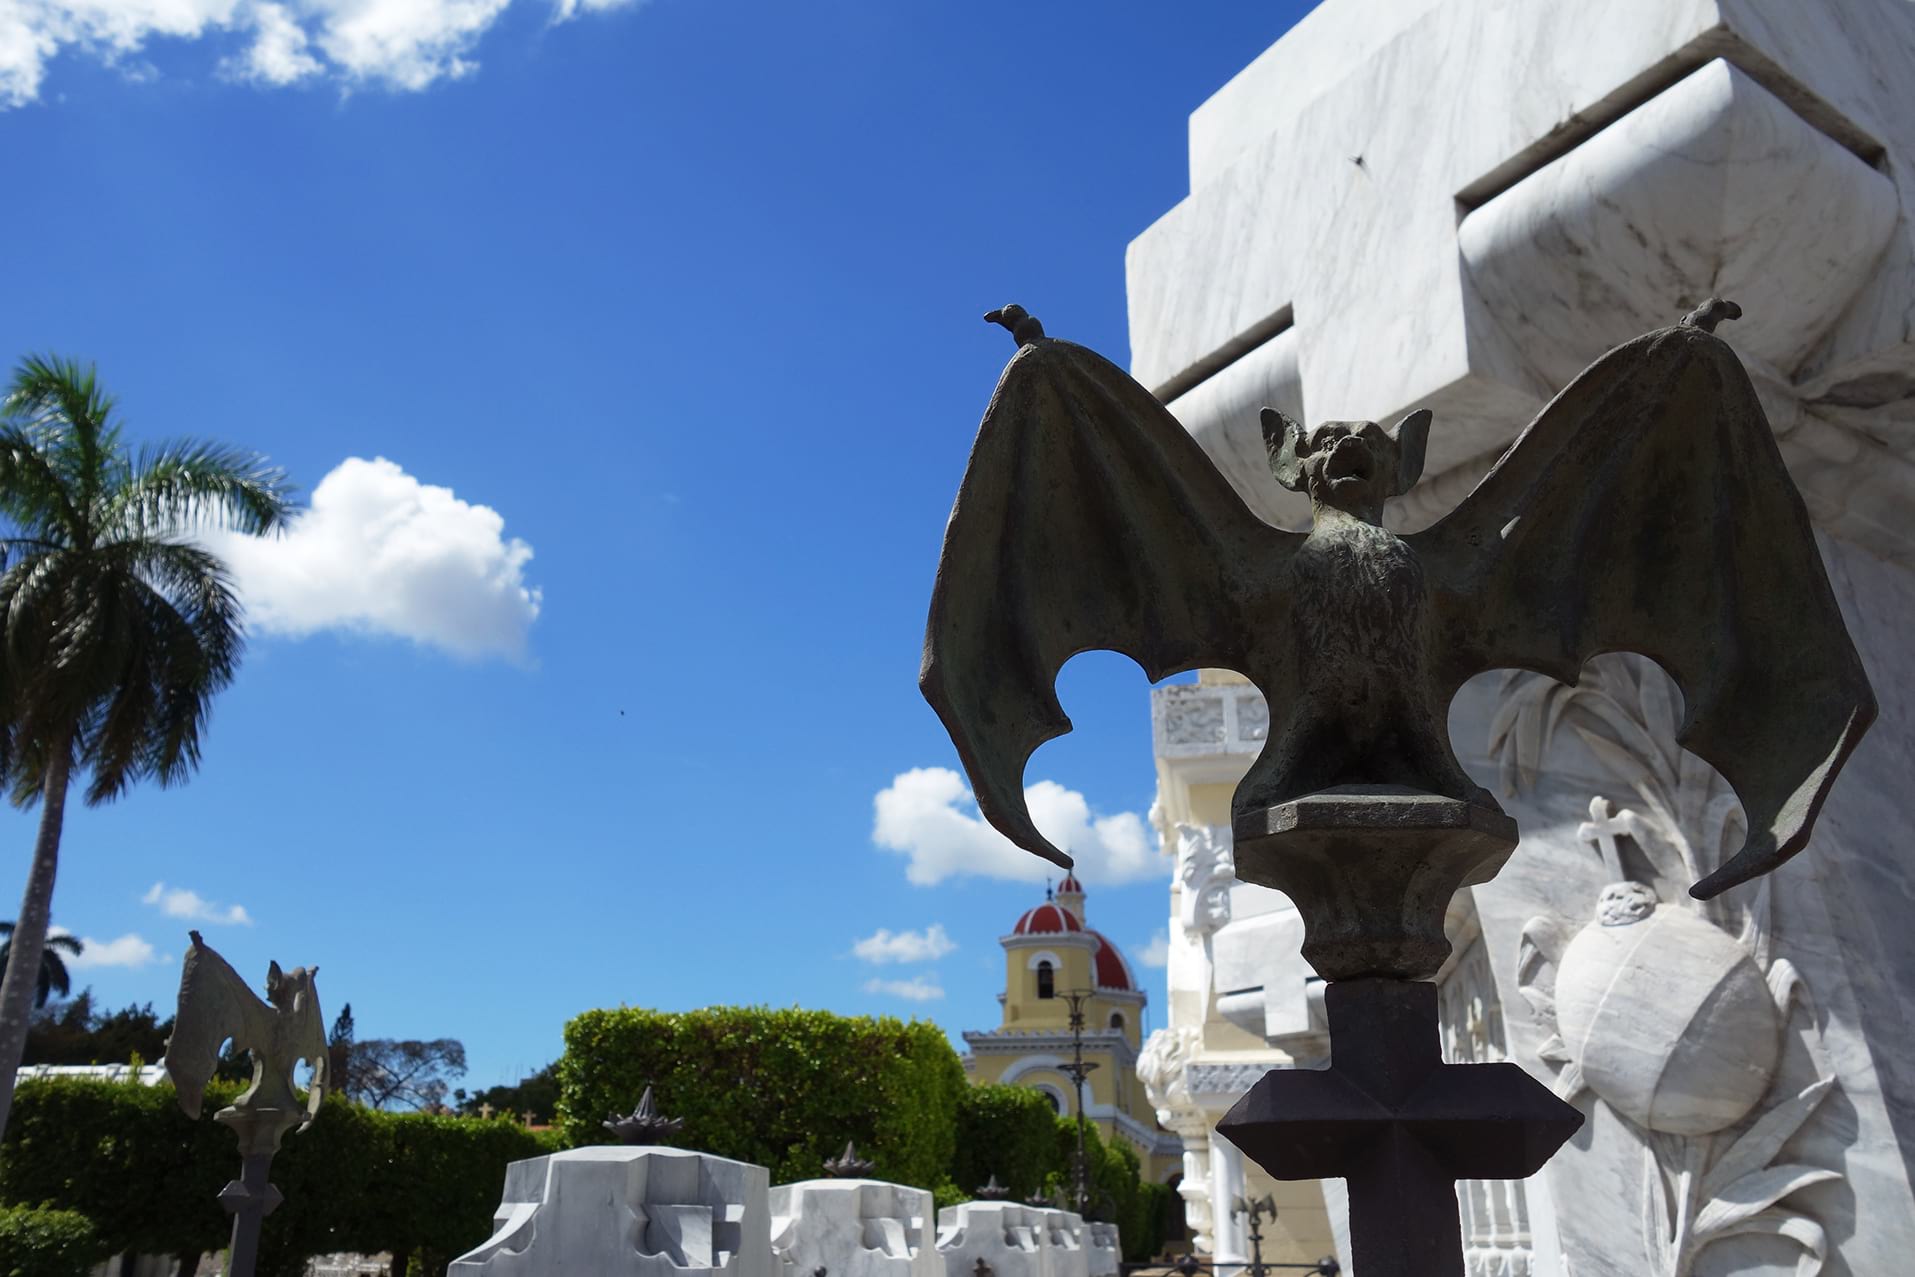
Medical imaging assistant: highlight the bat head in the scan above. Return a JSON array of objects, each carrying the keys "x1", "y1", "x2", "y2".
[
  {"x1": 1261, "y1": 407, "x2": 1431, "y2": 518},
  {"x1": 264, "y1": 960, "x2": 317, "y2": 1012}
]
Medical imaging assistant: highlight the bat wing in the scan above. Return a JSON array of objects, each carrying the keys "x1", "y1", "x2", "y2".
[
  {"x1": 1412, "y1": 323, "x2": 1875, "y2": 899},
  {"x1": 289, "y1": 973, "x2": 328, "y2": 1126},
  {"x1": 163, "y1": 935, "x2": 270, "y2": 1119},
  {"x1": 922, "y1": 337, "x2": 1296, "y2": 867}
]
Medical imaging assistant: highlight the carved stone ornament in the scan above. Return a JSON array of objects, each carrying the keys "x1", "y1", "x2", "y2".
[
  {"x1": 1502, "y1": 655, "x2": 1846, "y2": 1277},
  {"x1": 163, "y1": 932, "x2": 328, "y2": 1277},
  {"x1": 1175, "y1": 824, "x2": 1235, "y2": 936}
]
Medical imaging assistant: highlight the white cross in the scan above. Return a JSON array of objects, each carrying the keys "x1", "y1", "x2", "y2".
[{"x1": 1576, "y1": 796, "x2": 1647, "y2": 881}]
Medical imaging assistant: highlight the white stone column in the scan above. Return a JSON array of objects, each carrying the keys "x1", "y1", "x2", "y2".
[{"x1": 1207, "y1": 1135, "x2": 1247, "y2": 1270}]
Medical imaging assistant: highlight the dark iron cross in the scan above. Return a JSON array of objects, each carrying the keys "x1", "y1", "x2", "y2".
[{"x1": 1217, "y1": 979, "x2": 1581, "y2": 1277}]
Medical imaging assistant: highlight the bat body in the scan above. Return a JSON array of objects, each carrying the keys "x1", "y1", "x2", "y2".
[
  {"x1": 164, "y1": 931, "x2": 327, "y2": 1127},
  {"x1": 923, "y1": 309, "x2": 1874, "y2": 901}
]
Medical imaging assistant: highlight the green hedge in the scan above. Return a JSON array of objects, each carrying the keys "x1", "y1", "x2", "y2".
[
  {"x1": 559, "y1": 1006, "x2": 965, "y2": 1187},
  {"x1": 1046, "y1": 1116, "x2": 1165, "y2": 1262},
  {"x1": 0, "y1": 1206, "x2": 106, "y2": 1277},
  {"x1": 0, "y1": 1078, "x2": 557, "y2": 1277},
  {"x1": 950, "y1": 1084, "x2": 1058, "y2": 1201}
]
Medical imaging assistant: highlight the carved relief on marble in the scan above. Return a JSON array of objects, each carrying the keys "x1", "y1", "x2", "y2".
[
  {"x1": 1175, "y1": 824, "x2": 1235, "y2": 936},
  {"x1": 1497, "y1": 655, "x2": 1845, "y2": 1277},
  {"x1": 1137, "y1": 1025, "x2": 1214, "y2": 1253}
]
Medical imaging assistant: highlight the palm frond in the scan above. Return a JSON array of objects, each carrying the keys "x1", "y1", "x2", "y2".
[
  {"x1": 5, "y1": 354, "x2": 119, "y2": 514},
  {"x1": 0, "y1": 423, "x2": 85, "y2": 544},
  {"x1": 109, "y1": 440, "x2": 294, "y2": 540}
]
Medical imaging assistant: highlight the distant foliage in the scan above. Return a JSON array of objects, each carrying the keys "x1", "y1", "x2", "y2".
[
  {"x1": 1047, "y1": 1115, "x2": 1167, "y2": 1262},
  {"x1": 21, "y1": 992, "x2": 169, "y2": 1065},
  {"x1": 459, "y1": 1061, "x2": 560, "y2": 1124},
  {"x1": 0, "y1": 1077, "x2": 556, "y2": 1277},
  {"x1": 0, "y1": 1206, "x2": 105, "y2": 1277},
  {"x1": 560, "y1": 1006, "x2": 966, "y2": 1187},
  {"x1": 950, "y1": 1083, "x2": 1059, "y2": 1201}
]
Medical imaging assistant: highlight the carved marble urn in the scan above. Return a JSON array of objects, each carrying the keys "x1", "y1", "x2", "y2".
[{"x1": 1553, "y1": 883, "x2": 1781, "y2": 1136}]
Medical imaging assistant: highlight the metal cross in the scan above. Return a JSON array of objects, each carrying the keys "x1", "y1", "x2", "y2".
[{"x1": 1217, "y1": 980, "x2": 1580, "y2": 1277}]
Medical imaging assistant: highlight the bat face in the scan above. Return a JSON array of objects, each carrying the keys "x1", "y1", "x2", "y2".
[
  {"x1": 1261, "y1": 408, "x2": 1430, "y2": 520},
  {"x1": 1299, "y1": 421, "x2": 1396, "y2": 507}
]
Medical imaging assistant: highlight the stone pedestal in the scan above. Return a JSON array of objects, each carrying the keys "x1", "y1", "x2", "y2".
[
  {"x1": 934, "y1": 1202, "x2": 1093, "y2": 1277},
  {"x1": 769, "y1": 1179, "x2": 939, "y2": 1277},
  {"x1": 1233, "y1": 786, "x2": 1517, "y2": 981},
  {"x1": 448, "y1": 1146, "x2": 775, "y2": 1277},
  {"x1": 1085, "y1": 1223, "x2": 1119, "y2": 1277}
]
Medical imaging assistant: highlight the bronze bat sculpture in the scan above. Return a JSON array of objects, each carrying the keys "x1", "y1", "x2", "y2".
[
  {"x1": 922, "y1": 304, "x2": 1874, "y2": 901},
  {"x1": 165, "y1": 931, "x2": 327, "y2": 1126}
]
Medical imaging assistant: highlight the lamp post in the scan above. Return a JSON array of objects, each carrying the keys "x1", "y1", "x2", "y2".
[{"x1": 1058, "y1": 988, "x2": 1100, "y2": 1214}]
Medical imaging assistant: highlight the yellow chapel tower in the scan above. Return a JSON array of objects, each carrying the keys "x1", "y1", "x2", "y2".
[{"x1": 963, "y1": 874, "x2": 1182, "y2": 1182}]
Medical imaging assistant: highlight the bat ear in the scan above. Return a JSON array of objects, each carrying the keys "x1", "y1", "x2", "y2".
[
  {"x1": 1261, "y1": 407, "x2": 1309, "y2": 492},
  {"x1": 1386, "y1": 409, "x2": 1431, "y2": 496}
]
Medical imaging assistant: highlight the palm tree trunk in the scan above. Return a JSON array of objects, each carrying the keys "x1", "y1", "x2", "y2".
[{"x1": 0, "y1": 729, "x2": 75, "y2": 1148}]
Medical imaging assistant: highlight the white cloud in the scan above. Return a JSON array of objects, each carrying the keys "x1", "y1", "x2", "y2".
[
  {"x1": 0, "y1": 0, "x2": 642, "y2": 107},
  {"x1": 1137, "y1": 929, "x2": 1169, "y2": 969},
  {"x1": 206, "y1": 456, "x2": 541, "y2": 662},
  {"x1": 862, "y1": 975, "x2": 944, "y2": 1003},
  {"x1": 228, "y1": 3, "x2": 321, "y2": 84},
  {"x1": 852, "y1": 925, "x2": 955, "y2": 965},
  {"x1": 872, "y1": 767, "x2": 1159, "y2": 888},
  {"x1": 143, "y1": 882, "x2": 253, "y2": 926},
  {"x1": 57, "y1": 930, "x2": 163, "y2": 970}
]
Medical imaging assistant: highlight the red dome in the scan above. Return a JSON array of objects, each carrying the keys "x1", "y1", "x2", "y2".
[
  {"x1": 1089, "y1": 932, "x2": 1136, "y2": 991},
  {"x1": 1057, "y1": 873, "x2": 1084, "y2": 895},
  {"x1": 1013, "y1": 903, "x2": 1083, "y2": 935}
]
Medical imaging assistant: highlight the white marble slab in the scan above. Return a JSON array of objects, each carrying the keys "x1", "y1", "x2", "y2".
[
  {"x1": 770, "y1": 1180, "x2": 940, "y2": 1277},
  {"x1": 448, "y1": 1146, "x2": 775, "y2": 1277}
]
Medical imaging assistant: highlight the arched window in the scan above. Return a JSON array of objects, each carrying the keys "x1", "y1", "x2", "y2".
[
  {"x1": 1109, "y1": 1012, "x2": 1125, "y2": 1031},
  {"x1": 1039, "y1": 1087, "x2": 1062, "y2": 1113},
  {"x1": 1036, "y1": 960, "x2": 1055, "y2": 999}
]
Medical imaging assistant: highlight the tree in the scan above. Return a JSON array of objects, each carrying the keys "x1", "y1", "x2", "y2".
[
  {"x1": 21, "y1": 992, "x2": 170, "y2": 1065},
  {"x1": 0, "y1": 921, "x2": 81, "y2": 1008},
  {"x1": 327, "y1": 1002, "x2": 355, "y2": 1091},
  {"x1": 0, "y1": 355, "x2": 291, "y2": 1144},
  {"x1": 342, "y1": 1038, "x2": 468, "y2": 1111}
]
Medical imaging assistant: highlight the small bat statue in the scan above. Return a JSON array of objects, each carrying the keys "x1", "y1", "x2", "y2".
[
  {"x1": 164, "y1": 931, "x2": 328, "y2": 1127},
  {"x1": 922, "y1": 304, "x2": 1875, "y2": 901}
]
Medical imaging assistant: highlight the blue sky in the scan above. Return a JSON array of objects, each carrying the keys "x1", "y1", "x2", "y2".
[{"x1": 0, "y1": 0, "x2": 1315, "y2": 1092}]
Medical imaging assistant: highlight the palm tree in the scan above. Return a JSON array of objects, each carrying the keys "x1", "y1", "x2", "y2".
[
  {"x1": 0, "y1": 355, "x2": 291, "y2": 1143},
  {"x1": 0, "y1": 921, "x2": 81, "y2": 1008}
]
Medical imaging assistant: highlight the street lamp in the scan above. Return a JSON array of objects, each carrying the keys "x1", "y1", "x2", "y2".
[{"x1": 1058, "y1": 987, "x2": 1100, "y2": 1215}]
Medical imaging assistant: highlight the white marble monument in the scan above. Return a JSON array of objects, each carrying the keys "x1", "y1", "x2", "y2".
[
  {"x1": 1085, "y1": 1223, "x2": 1120, "y2": 1277},
  {"x1": 933, "y1": 1202, "x2": 1095, "y2": 1277},
  {"x1": 448, "y1": 1146, "x2": 776, "y2": 1277},
  {"x1": 769, "y1": 1179, "x2": 941, "y2": 1277},
  {"x1": 1130, "y1": 2, "x2": 1915, "y2": 1275}
]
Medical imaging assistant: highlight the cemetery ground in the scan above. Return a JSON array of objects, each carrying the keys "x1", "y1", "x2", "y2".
[{"x1": 0, "y1": 1003, "x2": 1173, "y2": 1275}]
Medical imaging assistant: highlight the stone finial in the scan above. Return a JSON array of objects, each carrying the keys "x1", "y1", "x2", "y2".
[
  {"x1": 822, "y1": 1140, "x2": 876, "y2": 1178},
  {"x1": 602, "y1": 1085, "x2": 685, "y2": 1145}
]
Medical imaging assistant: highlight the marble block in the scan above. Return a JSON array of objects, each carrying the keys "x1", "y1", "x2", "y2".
[
  {"x1": 935, "y1": 1202, "x2": 1091, "y2": 1277},
  {"x1": 448, "y1": 1146, "x2": 775, "y2": 1277},
  {"x1": 1085, "y1": 1224, "x2": 1119, "y2": 1277},
  {"x1": 769, "y1": 1179, "x2": 940, "y2": 1277}
]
